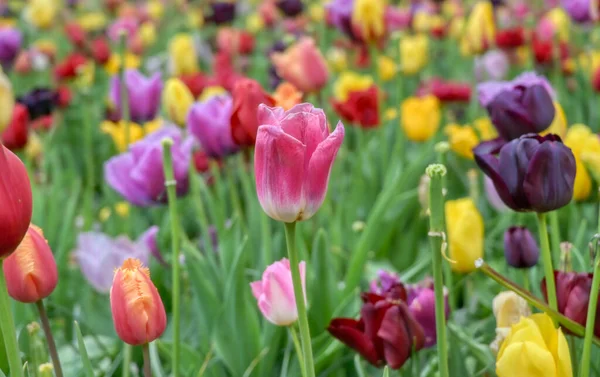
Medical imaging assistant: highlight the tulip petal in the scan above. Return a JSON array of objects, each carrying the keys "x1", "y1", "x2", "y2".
[
  {"x1": 496, "y1": 342, "x2": 557, "y2": 377},
  {"x1": 254, "y1": 125, "x2": 306, "y2": 222},
  {"x1": 556, "y1": 329, "x2": 573, "y2": 377},
  {"x1": 522, "y1": 84, "x2": 555, "y2": 130},
  {"x1": 328, "y1": 318, "x2": 381, "y2": 366},
  {"x1": 474, "y1": 138, "x2": 518, "y2": 210},
  {"x1": 377, "y1": 303, "x2": 424, "y2": 369},
  {"x1": 498, "y1": 136, "x2": 540, "y2": 209}
]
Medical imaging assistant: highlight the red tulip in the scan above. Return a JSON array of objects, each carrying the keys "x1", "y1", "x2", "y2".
[
  {"x1": 213, "y1": 51, "x2": 243, "y2": 91},
  {"x1": 230, "y1": 78, "x2": 275, "y2": 146},
  {"x1": 3, "y1": 225, "x2": 58, "y2": 303},
  {"x1": 532, "y1": 34, "x2": 569, "y2": 65},
  {"x1": 331, "y1": 85, "x2": 380, "y2": 128},
  {"x1": 416, "y1": 78, "x2": 471, "y2": 103},
  {"x1": 91, "y1": 38, "x2": 111, "y2": 65},
  {"x1": 0, "y1": 143, "x2": 33, "y2": 258},
  {"x1": 65, "y1": 23, "x2": 87, "y2": 48},
  {"x1": 216, "y1": 27, "x2": 255, "y2": 55},
  {"x1": 495, "y1": 27, "x2": 527, "y2": 49},
  {"x1": 179, "y1": 73, "x2": 211, "y2": 98},
  {"x1": 54, "y1": 53, "x2": 88, "y2": 81},
  {"x1": 1, "y1": 104, "x2": 29, "y2": 150},
  {"x1": 56, "y1": 86, "x2": 72, "y2": 108}
]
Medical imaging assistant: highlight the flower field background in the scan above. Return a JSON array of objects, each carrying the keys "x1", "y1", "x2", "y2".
[{"x1": 0, "y1": 0, "x2": 599, "y2": 377}]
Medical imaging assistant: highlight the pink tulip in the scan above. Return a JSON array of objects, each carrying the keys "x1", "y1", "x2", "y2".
[
  {"x1": 271, "y1": 37, "x2": 329, "y2": 93},
  {"x1": 250, "y1": 258, "x2": 306, "y2": 326},
  {"x1": 254, "y1": 103, "x2": 344, "y2": 222}
]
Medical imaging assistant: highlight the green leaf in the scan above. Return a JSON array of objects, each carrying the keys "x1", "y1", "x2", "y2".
[
  {"x1": 383, "y1": 366, "x2": 390, "y2": 377},
  {"x1": 74, "y1": 321, "x2": 95, "y2": 377}
]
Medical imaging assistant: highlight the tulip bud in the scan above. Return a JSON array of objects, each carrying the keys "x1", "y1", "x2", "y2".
[
  {"x1": 491, "y1": 291, "x2": 531, "y2": 353},
  {"x1": 163, "y1": 78, "x2": 194, "y2": 127},
  {"x1": 0, "y1": 143, "x2": 33, "y2": 258},
  {"x1": 474, "y1": 134, "x2": 576, "y2": 213},
  {"x1": 503, "y1": 226, "x2": 540, "y2": 269},
  {"x1": 0, "y1": 69, "x2": 15, "y2": 133},
  {"x1": 401, "y1": 95, "x2": 441, "y2": 142},
  {"x1": 2, "y1": 104, "x2": 29, "y2": 150},
  {"x1": 250, "y1": 258, "x2": 306, "y2": 326},
  {"x1": 3, "y1": 225, "x2": 57, "y2": 303},
  {"x1": 230, "y1": 78, "x2": 275, "y2": 147},
  {"x1": 271, "y1": 37, "x2": 329, "y2": 93},
  {"x1": 110, "y1": 258, "x2": 167, "y2": 345},
  {"x1": 445, "y1": 198, "x2": 484, "y2": 272}
]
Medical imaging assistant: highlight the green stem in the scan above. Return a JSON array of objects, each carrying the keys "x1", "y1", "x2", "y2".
[
  {"x1": 35, "y1": 301, "x2": 63, "y2": 377},
  {"x1": 537, "y1": 213, "x2": 558, "y2": 311},
  {"x1": 162, "y1": 139, "x2": 181, "y2": 377},
  {"x1": 426, "y1": 164, "x2": 449, "y2": 377},
  {"x1": 0, "y1": 260, "x2": 24, "y2": 377},
  {"x1": 122, "y1": 344, "x2": 131, "y2": 377},
  {"x1": 142, "y1": 344, "x2": 152, "y2": 377},
  {"x1": 283, "y1": 222, "x2": 315, "y2": 377},
  {"x1": 82, "y1": 92, "x2": 95, "y2": 231},
  {"x1": 549, "y1": 211, "x2": 561, "y2": 259},
  {"x1": 289, "y1": 326, "x2": 306, "y2": 377},
  {"x1": 579, "y1": 250, "x2": 600, "y2": 377},
  {"x1": 522, "y1": 269, "x2": 530, "y2": 292},
  {"x1": 118, "y1": 32, "x2": 131, "y2": 149}
]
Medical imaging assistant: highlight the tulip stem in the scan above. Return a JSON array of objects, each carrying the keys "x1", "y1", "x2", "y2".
[
  {"x1": 284, "y1": 222, "x2": 315, "y2": 377},
  {"x1": 81, "y1": 90, "x2": 95, "y2": 231},
  {"x1": 118, "y1": 32, "x2": 131, "y2": 149},
  {"x1": 426, "y1": 164, "x2": 449, "y2": 377},
  {"x1": 549, "y1": 211, "x2": 561, "y2": 259},
  {"x1": 289, "y1": 326, "x2": 306, "y2": 377},
  {"x1": 35, "y1": 301, "x2": 63, "y2": 377},
  {"x1": 0, "y1": 262, "x2": 23, "y2": 377},
  {"x1": 122, "y1": 345, "x2": 131, "y2": 377},
  {"x1": 579, "y1": 249, "x2": 600, "y2": 377},
  {"x1": 537, "y1": 213, "x2": 558, "y2": 312},
  {"x1": 142, "y1": 344, "x2": 152, "y2": 377},
  {"x1": 162, "y1": 138, "x2": 181, "y2": 377}
]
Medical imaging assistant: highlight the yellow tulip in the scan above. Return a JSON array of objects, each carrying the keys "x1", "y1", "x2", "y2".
[
  {"x1": 545, "y1": 8, "x2": 570, "y2": 42},
  {"x1": 490, "y1": 291, "x2": 531, "y2": 354},
  {"x1": 139, "y1": 22, "x2": 157, "y2": 48},
  {"x1": 115, "y1": 202, "x2": 130, "y2": 218},
  {"x1": 147, "y1": 0, "x2": 164, "y2": 21},
  {"x1": 188, "y1": 10, "x2": 204, "y2": 29},
  {"x1": 199, "y1": 86, "x2": 228, "y2": 101},
  {"x1": 104, "y1": 53, "x2": 141, "y2": 76},
  {"x1": 101, "y1": 119, "x2": 162, "y2": 152},
  {"x1": 333, "y1": 71, "x2": 374, "y2": 102},
  {"x1": 25, "y1": 0, "x2": 57, "y2": 29},
  {"x1": 497, "y1": 313, "x2": 572, "y2": 377},
  {"x1": 169, "y1": 34, "x2": 199, "y2": 76},
  {"x1": 473, "y1": 117, "x2": 497, "y2": 140},
  {"x1": 246, "y1": 13, "x2": 264, "y2": 34},
  {"x1": 33, "y1": 39, "x2": 57, "y2": 58},
  {"x1": 462, "y1": 1, "x2": 495, "y2": 56},
  {"x1": 401, "y1": 95, "x2": 441, "y2": 142},
  {"x1": 77, "y1": 12, "x2": 107, "y2": 32},
  {"x1": 542, "y1": 102, "x2": 568, "y2": 137},
  {"x1": 25, "y1": 133, "x2": 43, "y2": 162},
  {"x1": 351, "y1": 0, "x2": 386, "y2": 43},
  {"x1": 448, "y1": 17, "x2": 465, "y2": 40},
  {"x1": 400, "y1": 34, "x2": 429, "y2": 75},
  {"x1": 445, "y1": 124, "x2": 478, "y2": 159},
  {"x1": 564, "y1": 124, "x2": 600, "y2": 201},
  {"x1": 378, "y1": 56, "x2": 397, "y2": 82},
  {"x1": 327, "y1": 48, "x2": 348, "y2": 73},
  {"x1": 445, "y1": 198, "x2": 484, "y2": 273},
  {"x1": 412, "y1": 12, "x2": 444, "y2": 34},
  {"x1": 163, "y1": 78, "x2": 194, "y2": 127},
  {"x1": 309, "y1": 4, "x2": 325, "y2": 23},
  {"x1": 0, "y1": 69, "x2": 14, "y2": 133}
]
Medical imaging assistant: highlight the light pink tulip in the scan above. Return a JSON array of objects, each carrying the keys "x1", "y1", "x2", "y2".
[
  {"x1": 254, "y1": 103, "x2": 344, "y2": 223},
  {"x1": 271, "y1": 37, "x2": 329, "y2": 93},
  {"x1": 250, "y1": 258, "x2": 306, "y2": 326}
]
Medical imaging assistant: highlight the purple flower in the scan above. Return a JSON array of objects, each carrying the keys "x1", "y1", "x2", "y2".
[
  {"x1": 478, "y1": 72, "x2": 556, "y2": 141},
  {"x1": 370, "y1": 270, "x2": 401, "y2": 294},
  {"x1": 562, "y1": 0, "x2": 593, "y2": 23},
  {"x1": 474, "y1": 134, "x2": 576, "y2": 213},
  {"x1": 0, "y1": 28, "x2": 22, "y2": 67},
  {"x1": 187, "y1": 95, "x2": 239, "y2": 158},
  {"x1": 326, "y1": 0, "x2": 359, "y2": 41},
  {"x1": 406, "y1": 280, "x2": 449, "y2": 348},
  {"x1": 104, "y1": 127, "x2": 194, "y2": 207},
  {"x1": 75, "y1": 227, "x2": 158, "y2": 293},
  {"x1": 277, "y1": 0, "x2": 304, "y2": 17},
  {"x1": 484, "y1": 176, "x2": 509, "y2": 212},
  {"x1": 385, "y1": 6, "x2": 411, "y2": 33},
  {"x1": 109, "y1": 69, "x2": 163, "y2": 123},
  {"x1": 207, "y1": 2, "x2": 236, "y2": 24},
  {"x1": 504, "y1": 226, "x2": 540, "y2": 268},
  {"x1": 474, "y1": 50, "x2": 509, "y2": 82}
]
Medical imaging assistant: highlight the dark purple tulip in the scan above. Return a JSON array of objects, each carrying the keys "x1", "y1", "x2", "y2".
[
  {"x1": 477, "y1": 72, "x2": 556, "y2": 140},
  {"x1": 406, "y1": 280, "x2": 449, "y2": 348},
  {"x1": 109, "y1": 70, "x2": 163, "y2": 124},
  {"x1": 17, "y1": 88, "x2": 58, "y2": 120},
  {"x1": 562, "y1": 0, "x2": 593, "y2": 23},
  {"x1": 104, "y1": 127, "x2": 193, "y2": 207},
  {"x1": 207, "y1": 2, "x2": 236, "y2": 24},
  {"x1": 325, "y1": 0, "x2": 361, "y2": 42},
  {"x1": 277, "y1": 0, "x2": 304, "y2": 17},
  {"x1": 474, "y1": 134, "x2": 576, "y2": 213},
  {"x1": 0, "y1": 28, "x2": 22, "y2": 67},
  {"x1": 504, "y1": 226, "x2": 540, "y2": 268}
]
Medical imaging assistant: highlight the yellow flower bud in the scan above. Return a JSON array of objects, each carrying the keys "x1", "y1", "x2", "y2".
[
  {"x1": 542, "y1": 102, "x2": 568, "y2": 138},
  {"x1": 564, "y1": 124, "x2": 600, "y2": 201},
  {"x1": 24, "y1": 0, "x2": 57, "y2": 29},
  {"x1": 169, "y1": 34, "x2": 199, "y2": 76},
  {"x1": 351, "y1": 0, "x2": 386, "y2": 43},
  {"x1": 445, "y1": 198, "x2": 484, "y2": 273},
  {"x1": 378, "y1": 56, "x2": 397, "y2": 82},
  {"x1": 400, "y1": 34, "x2": 429, "y2": 75},
  {"x1": 0, "y1": 69, "x2": 15, "y2": 133},
  {"x1": 400, "y1": 95, "x2": 441, "y2": 142},
  {"x1": 462, "y1": 1, "x2": 495, "y2": 56},
  {"x1": 77, "y1": 12, "x2": 107, "y2": 32},
  {"x1": 333, "y1": 71, "x2": 374, "y2": 102},
  {"x1": 445, "y1": 123, "x2": 478, "y2": 159},
  {"x1": 199, "y1": 86, "x2": 227, "y2": 102},
  {"x1": 139, "y1": 22, "x2": 157, "y2": 49},
  {"x1": 163, "y1": 78, "x2": 194, "y2": 127},
  {"x1": 104, "y1": 54, "x2": 141, "y2": 76}
]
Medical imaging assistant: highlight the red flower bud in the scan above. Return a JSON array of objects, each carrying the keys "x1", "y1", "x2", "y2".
[
  {"x1": 91, "y1": 38, "x2": 111, "y2": 65},
  {"x1": 230, "y1": 78, "x2": 275, "y2": 147},
  {"x1": 1, "y1": 104, "x2": 29, "y2": 150},
  {"x1": 64, "y1": 23, "x2": 87, "y2": 48},
  {"x1": 54, "y1": 53, "x2": 88, "y2": 81}
]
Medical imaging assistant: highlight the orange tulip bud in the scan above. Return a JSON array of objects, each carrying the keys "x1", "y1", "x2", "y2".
[
  {"x1": 110, "y1": 258, "x2": 166, "y2": 345},
  {"x1": 3, "y1": 225, "x2": 58, "y2": 303}
]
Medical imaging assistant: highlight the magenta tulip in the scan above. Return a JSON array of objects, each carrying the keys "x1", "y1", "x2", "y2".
[{"x1": 254, "y1": 103, "x2": 344, "y2": 223}]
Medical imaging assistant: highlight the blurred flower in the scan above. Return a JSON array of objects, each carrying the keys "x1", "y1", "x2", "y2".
[
  {"x1": 401, "y1": 95, "x2": 440, "y2": 142},
  {"x1": 491, "y1": 291, "x2": 531, "y2": 354},
  {"x1": 1, "y1": 103, "x2": 29, "y2": 150},
  {"x1": 331, "y1": 85, "x2": 379, "y2": 128},
  {"x1": 474, "y1": 50, "x2": 509, "y2": 81},
  {"x1": 108, "y1": 17, "x2": 138, "y2": 44},
  {"x1": 277, "y1": 0, "x2": 304, "y2": 17},
  {"x1": 230, "y1": 78, "x2": 275, "y2": 147},
  {"x1": 0, "y1": 143, "x2": 32, "y2": 258},
  {"x1": 564, "y1": 124, "x2": 600, "y2": 201},
  {"x1": 406, "y1": 280, "x2": 450, "y2": 347},
  {"x1": 504, "y1": 226, "x2": 540, "y2": 268},
  {"x1": 250, "y1": 258, "x2": 306, "y2": 326},
  {"x1": 352, "y1": 0, "x2": 386, "y2": 43},
  {"x1": 461, "y1": 1, "x2": 495, "y2": 55},
  {"x1": 104, "y1": 53, "x2": 141, "y2": 75},
  {"x1": 54, "y1": 53, "x2": 88, "y2": 81},
  {"x1": 494, "y1": 27, "x2": 526, "y2": 49},
  {"x1": 446, "y1": 198, "x2": 483, "y2": 272},
  {"x1": 543, "y1": 102, "x2": 568, "y2": 137},
  {"x1": 75, "y1": 228, "x2": 158, "y2": 293},
  {"x1": 168, "y1": 33, "x2": 199, "y2": 76},
  {"x1": 328, "y1": 290, "x2": 425, "y2": 369},
  {"x1": 163, "y1": 78, "x2": 194, "y2": 127},
  {"x1": 104, "y1": 127, "x2": 193, "y2": 206},
  {"x1": 378, "y1": 55, "x2": 396, "y2": 82},
  {"x1": 327, "y1": 48, "x2": 349, "y2": 73},
  {"x1": 400, "y1": 34, "x2": 428, "y2": 75},
  {"x1": 199, "y1": 85, "x2": 228, "y2": 101},
  {"x1": 385, "y1": 5, "x2": 411, "y2": 33},
  {"x1": 246, "y1": 12, "x2": 265, "y2": 33},
  {"x1": 332, "y1": 71, "x2": 373, "y2": 102},
  {"x1": 478, "y1": 72, "x2": 555, "y2": 140},
  {"x1": 273, "y1": 82, "x2": 303, "y2": 110},
  {"x1": 309, "y1": 3, "x2": 325, "y2": 22},
  {"x1": 17, "y1": 88, "x2": 57, "y2": 120},
  {"x1": 540, "y1": 7, "x2": 571, "y2": 42},
  {"x1": 216, "y1": 28, "x2": 255, "y2": 55},
  {"x1": 474, "y1": 134, "x2": 576, "y2": 212},
  {"x1": 109, "y1": 69, "x2": 163, "y2": 124},
  {"x1": 3, "y1": 225, "x2": 57, "y2": 303},
  {"x1": 496, "y1": 313, "x2": 572, "y2": 377},
  {"x1": 207, "y1": 1, "x2": 236, "y2": 24},
  {"x1": 255, "y1": 104, "x2": 344, "y2": 222},
  {"x1": 417, "y1": 78, "x2": 472, "y2": 103},
  {"x1": 0, "y1": 27, "x2": 21, "y2": 68},
  {"x1": 138, "y1": 22, "x2": 157, "y2": 49},
  {"x1": 326, "y1": 0, "x2": 361, "y2": 42},
  {"x1": 101, "y1": 118, "x2": 161, "y2": 152},
  {"x1": 64, "y1": 23, "x2": 86, "y2": 48},
  {"x1": 0, "y1": 68, "x2": 14, "y2": 132},
  {"x1": 24, "y1": 0, "x2": 57, "y2": 29},
  {"x1": 444, "y1": 123, "x2": 478, "y2": 159},
  {"x1": 272, "y1": 37, "x2": 329, "y2": 93},
  {"x1": 485, "y1": 174, "x2": 508, "y2": 212},
  {"x1": 145, "y1": 0, "x2": 164, "y2": 21},
  {"x1": 110, "y1": 258, "x2": 167, "y2": 345},
  {"x1": 187, "y1": 94, "x2": 239, "y2": 158},
  {"x1": 77, "y1": 12, "x2": 107, "y2": 32}
]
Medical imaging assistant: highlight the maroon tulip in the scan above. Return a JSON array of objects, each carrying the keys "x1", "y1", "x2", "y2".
[
  {"x1": 1, "y1": 104, "x2": 29, "y2": 150},
  {"x1": 0, "y1": 143, "x2": 33, "y2": 258},
  {"x1": 474, "y1": 134, "x2": 575, "y2": 213},
  {"x1": 504, "y1": 226, "x2": 540, "y2": 268},
  {"x1": 230, "y1": 78, "x2": 275, "y2": 147},
  {"x1": 328, "y1": 292, "x2": 425, "y2": 369}
]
